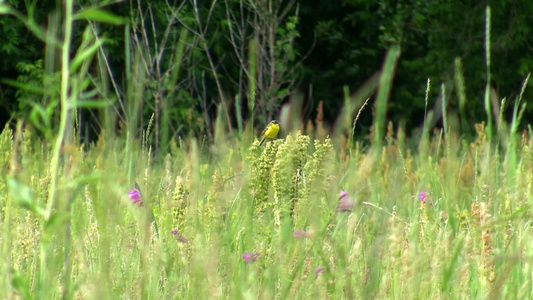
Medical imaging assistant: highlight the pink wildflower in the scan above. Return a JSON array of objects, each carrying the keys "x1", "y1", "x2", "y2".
[
  {"x1": 242, "y1": 253, "x2": 259, "y2": 264},
  {"x1": 337, "y1": 190, "x2": 354, "y2": 212},
  {"x1": 293, "y1": 230, "x2": 308, "y2": 239},
  {"x1": 419, "y1": 191, "x2": 428, "y2": 203},
  {"x1": 315, "y1": 267, "x2": 324, "y2": 278}
]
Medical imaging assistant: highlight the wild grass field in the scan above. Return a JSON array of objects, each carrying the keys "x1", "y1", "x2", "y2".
[
  {"x1": 1, "y1": 2, "x2": 533, "y2": 299},
  {"x1": 1, "y1": 116, "x2": 533, "y2": 299}
]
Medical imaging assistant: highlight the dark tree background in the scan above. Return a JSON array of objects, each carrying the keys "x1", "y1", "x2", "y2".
[{"x1": 1, "y1": 0, "x2": 532, "y2": 140}]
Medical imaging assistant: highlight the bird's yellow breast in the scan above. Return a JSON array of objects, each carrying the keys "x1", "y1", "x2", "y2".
[{"x1": 264, "y1": 123, "x2": 280, "y2": 139}]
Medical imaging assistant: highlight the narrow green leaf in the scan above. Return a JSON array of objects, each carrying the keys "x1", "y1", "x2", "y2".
[
  {"x1": 441, "y1": 235, "x2": 464, "y2": 292},
  {"x1": 70, "y1": 98, "x2": 116, "y2": 108},
  {"x1": 170, "y1": 29, "x2": 188, "y2": 86},
  {"x1": 80, "y1": 88, "x2": 100, "y2": 99},
  {"x1": 70, "y1": 38, "x2": 105, "y2": 73},
  {"x1": 73, "y1": 8, "x2": 126, "y2": 24},
  {"x1": 29, "y1": 105, "x2": 51, "y2": 133},
  {"x1": 248, "y1": 37, "x2": 257, "y2": 117},
  {"x1": 7, "y1": 176, "x2": 45, "y2": 216},
  {"x1": 373, "y1": 44, "x2": 401, "y2": 148},
  {"x1": 235, "y1": 95, "x2": 243, "y2": 138},
  {"x1": 0, "y1": 78, "x2": 45, "y2": 95}
]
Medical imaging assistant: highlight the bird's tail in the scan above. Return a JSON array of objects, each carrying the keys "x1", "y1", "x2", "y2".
[{"x1": 259, "y1": 137, "x2": 266, "y2": 146}]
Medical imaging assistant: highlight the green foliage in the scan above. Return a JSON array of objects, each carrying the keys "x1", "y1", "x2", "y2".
[
  {"x1": 13, "y1": 60, "x2": 44, "y2": 113},
  {"x1": 3, "y1": 1, "x2": 533, "y2": 142},
  {"x1": 295, "y1": 137, "x2": 333, "y2": 227},
  {"x1": 6, "y1": 175, "x2": 45, "y2": 216},
  {"x1": 297, "y1": 0, "x2": 533, "y2": 131},
  {"x1": 3, "y1": 1, "x2": 533, "y2": 298},
  {"x1": 73, "y1": 7, "x2": 127, "y2": 25},
  {"x1": 1, "y1": 118, "x2": 532, "y2": 298},
  {"x1": 271, "y1": 133, "x2": 309, "y2": 225},
  {"x1": 1, "y1": 2, "x2": 533, "y2": 296}
]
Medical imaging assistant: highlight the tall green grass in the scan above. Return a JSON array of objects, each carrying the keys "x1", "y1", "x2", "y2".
[
  {"x1": 2, "y1": 115, "x2": 533, "y2": 299},
  {"x1": 1, "y1": 2, "x2": 533, "y2": 299}
]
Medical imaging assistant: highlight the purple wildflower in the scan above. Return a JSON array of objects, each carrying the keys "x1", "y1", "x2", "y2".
[
  {"x1": 339, "y1": 190, "x2": 348, "y2": 199},
  {"x1": 242, "y1": 253, "x2": 259, "y2": 264},
  {"x1": 293, "y1": 230, "x2": 308, "y2": 239},
  {"x1": 128, "y1": 189, "x2": 143, "y2": 207},
  {"x1": 336, "y1": 190, "x2": 354, "y2": 212},
  {"x1": 419, "y1": 191, "x2": 428, "y2": 204},
  {"x1": 171, "y1": 230, "x2": 188, "y2": 243},
  {"x1": 315, "y1": 267, "x2": 324, "y2": 279}
]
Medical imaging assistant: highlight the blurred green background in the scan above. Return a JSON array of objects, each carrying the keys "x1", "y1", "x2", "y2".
[{"x1": 2, "y1": 0, "x2": 532, "y2": 144}]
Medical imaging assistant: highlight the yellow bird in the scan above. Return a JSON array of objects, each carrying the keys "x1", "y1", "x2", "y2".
[{"x1": 259, "y1": 120, "x2": 280, "y2": 146}]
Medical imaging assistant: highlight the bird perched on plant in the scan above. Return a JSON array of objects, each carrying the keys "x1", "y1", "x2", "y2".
[{"x1": 259, "y1": 120, "x2": 280, "y2": 146}]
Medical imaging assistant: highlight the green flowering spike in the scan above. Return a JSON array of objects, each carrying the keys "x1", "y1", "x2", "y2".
[
  {"x1": 290, "y1": 133, "x2": 310, "y2": 217},
  {"x1": 204, "y1": 169, "x2": 223, "y2": 238},
  {"x1": 250, "y1": 138, "x2": 281, "y2": 214},
  {"x1": 271, "y1": 132, "x2": 311, "y2": 226},
  {"x1": 272, "y1": 135, "x2": 294, "y2": 226},
  {"x1": 0, "y1": 124, "x2": 13, "y2": 170},
  {"x1": 248, "y1": 131, "x2": 320, "y2": 228},
  {"x1": 172, "y1": 176, "x2": 189, "y2": 230},
  {"x1": 21, "y1": 127, "x2": 32, "y2": 170},
  {"x1": 295, "y1": 137, "x2": 333, "y2": 226},
  {"x1": 459, "y1": 208, "x2": 469, "y2": 230}
]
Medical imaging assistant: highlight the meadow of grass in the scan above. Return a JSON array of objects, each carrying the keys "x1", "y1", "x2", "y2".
[
  {"x1": 1, "y1": 2, "x2": 532, "y2": 299},
  {"x1": 1, "y1": 117, "x2": 533, "y2": 299}
]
